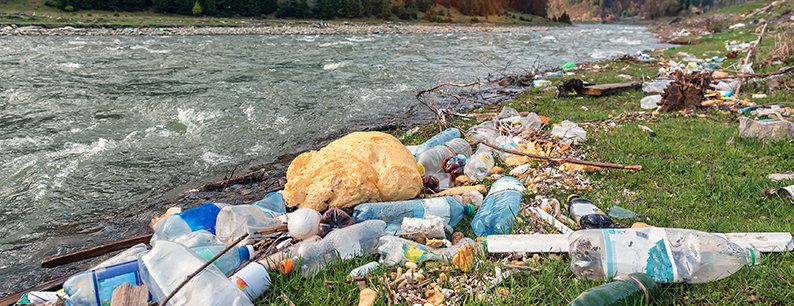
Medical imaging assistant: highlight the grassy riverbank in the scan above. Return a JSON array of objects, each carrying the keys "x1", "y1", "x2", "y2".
[{"x1": 256, "y1": 0, "x2": 794, "y2": 305}]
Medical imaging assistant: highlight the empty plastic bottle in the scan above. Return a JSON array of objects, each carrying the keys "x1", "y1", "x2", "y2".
[
  {"x1": 471, "y1": 176, "x2": 525, "y2": 236},
  {"x1": 139, "y1": 240, "x2": 253, "y2": 306},
  {"x1": 349, "y1": 262, "x2": 381, "y2": 278},
  {"x1": 494, "y1": 136, "x2": 520, "y2": 162},
  {"x1": 376, "y1": 235, "x2": 478, "y2": 266},
  {"x1": 464, "y1": 144, "x2": 495, "y2": 182},
  {"x1": 412, "y1": 127, "x2": 461, "y2": 157},
  {"x1": 277, "y1": 220, "x2": 387, "y2": 277},
  {"x1": 353, "y1": 196, "x2": 475, "y2": 233},
  {"x1": 173, "y1": 229, "x2": 222, "y2": 248},
  {"x1": 569, "y1": 273, "x2": 659, "y2": 306},
  {"x1": 467, "y1": 121, "x2": 499, "y2": 144},
  {"x1": 192, "y1": 244, "x2": 255, "y2": 275},
  {"x1": 568, "y1": 195, "x2": 614, "y2": 229},
  {"x1": 252, "y1": 191, "x2": 287, "y2": 219},
  {"x1": 229, "y1": 262, "x2": 271, "y2": 301},
  {"x1": 215, "y1": 205, "x2": 283, "y2": 245},
  {"x1": 177, "y1": 203, "x2": 224, "y2": 234},
  {"x1": 568, "y1": 228, "x2": 762, "y2": 283},
  {"x1": 416, "y1": 138, "x2": 472, "y2": 174},
  {"x1": 64, "y1": 260, "x2": 150, "y2": 306}
]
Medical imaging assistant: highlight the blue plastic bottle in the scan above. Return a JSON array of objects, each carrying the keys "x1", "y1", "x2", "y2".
[
  {"x1": 177, "y1": 203, "x2": 223, "y2": 234},
  {"x1": 252, "y1": 191, "x2": 287, "y2": 218},
  {"x1": 413, "y1": 127, "x2": 461, "y2": 157},
  {"x1": 471, "y1": 176, "x2": 525, "y2": 236},
  {"x1": 353, "y1": 196, "x2": 475, "y2": 233}
]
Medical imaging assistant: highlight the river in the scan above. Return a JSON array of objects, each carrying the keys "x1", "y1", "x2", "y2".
[{"x1": 0, "y1": 23, "x2": 670, "y2": 294}]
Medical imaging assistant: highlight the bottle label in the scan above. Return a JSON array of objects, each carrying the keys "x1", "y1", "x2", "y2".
[
  {"x1": 601, "y1": 228, "x2": 678, "y2": 283},
  {"x1": 92, "y1": 261, "x2": 147, "y2": 306},
  {"x1": 420, "y1": 198, "x2": 452, "y2": 222},
  {"x1": 486, "y1": 177, "x2": 525, "y2": 197}
]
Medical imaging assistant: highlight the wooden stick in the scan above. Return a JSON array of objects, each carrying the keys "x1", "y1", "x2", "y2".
[
  {"x1": 472, "y1": 140, "x2": 642, "y2": 170},
  {"x1": 41, "y1": 233, "x2": 153, "y2": 268},
  {"x1": 222, "y1": 165, "x2": 239, "y2": 191},
  {"x1": 252, "y1": 224, "x2": 288, "y2": 236},
  {"x1": 159, "y1": 232, "x2": 249, "y2": 306},
  {"x1": 743, "y1": 23, "x2": 767, "y2": 66}
]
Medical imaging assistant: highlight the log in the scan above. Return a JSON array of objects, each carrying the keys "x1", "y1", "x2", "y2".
[
  {"x1": 579, "y1": 81, "x2": 642, "y2": 96},
  {"x1": 110, "y1": 283, "x2": 148, "y2": 306},
  {"x1": 41, "y1": 233, "x2": 153, "y2": 268},
  {"x1": 0, "y1": 274, "x2": 73, "y2": 306}
]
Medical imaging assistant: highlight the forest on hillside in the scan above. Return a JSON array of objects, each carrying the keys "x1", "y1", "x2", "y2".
[{"x1": 46, "y1": 0, "x2": 729, "y2": 21}]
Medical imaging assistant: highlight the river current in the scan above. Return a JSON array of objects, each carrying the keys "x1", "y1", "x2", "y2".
[{"x1": 0, "y1": 24, "x2": 670, "y2": 293}]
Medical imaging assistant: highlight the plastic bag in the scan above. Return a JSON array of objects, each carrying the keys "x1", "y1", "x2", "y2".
[{"x1": 318, "y1": 207, "x2": 355, "y2": 238}]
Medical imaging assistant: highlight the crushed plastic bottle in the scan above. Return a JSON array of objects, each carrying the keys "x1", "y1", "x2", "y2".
[
  {"x1": 641, "y1": 78, "x2": 671, "y2": 93},
  {"x1": 376, "y1": 235, "x2": 477, "y2": 266},
  {"x1": 139, "y1": 240, "x2": 253, "y2": 306},
  {"x1": 318, "y1": 207, "x2": 355, "y2": 238},
  {"x1": 215, "y1": 205, "x2": 283, "y2": 245},
  {"x1": 463, "y1": 144, "x2": 495, "y2": 182},
  {"x1": 353, "y1": 196, "x2": 475, "y2": 233},
  {"x1": 413, "y1": 127, "x2": 461, "y2": 157},
  {"x1": 568, "y1": 195, "x2": 615, "y2": 229},
  {"x1": 277, "y1": 220, "x2": 387, "y2": 277},
  {"x1": 467, "y1": 121, "x2": 499, "y2": 144},
  {"x1": 252, "y1": 191, "x2": 287, "y2": 218},
  {"x1": 471, "y1": 176, "x2": 525, "y2": 236},
  {"x1": 173, "y1": 230, "x2": 222, "y2": 248},
  {"x1": 569, "y1": 273, "x2": 659, "y2": 306},
  {"x1": 568, "y1": 228, "x2": 761, "y2": 283}
]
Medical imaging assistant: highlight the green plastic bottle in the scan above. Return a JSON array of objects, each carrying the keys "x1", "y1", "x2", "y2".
[{"x1": 569, "y1": 273, "x2": 659, "y2": 306}]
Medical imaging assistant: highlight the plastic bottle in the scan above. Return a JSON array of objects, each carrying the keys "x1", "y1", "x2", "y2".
[
  {"x1": 318, "y1": 207, "x2": 356, "y2": 238},
  {"x1": 494, "y1": 136, "x2": 520, "y2": 162},
  {"x1": 464, "y1": 144, "x2": 495, "y2": 182},
  {"x1": 471, "y1": 176, "x2": 525, "y2": 236},
  {"x1": 258, "y1": 235, "x2": 322, "y2": 270},
  {"x1": 89, "y1": 243, "x2": 150, "y2": 270},
  {"x1": 192, "y1": 244, "x2": 255, "y2": 275},
  {"x1": 568, "y1": 228, "x2": 762, "y2": 283},
  {"x1": 569, "y1": 273, "x2": 659, "y2": 306},
  {"x1": 568, "y1": 195, "x2": 614, "y2": 229},
  {"x1": 640, "y1": 95, "x2": 662, "y2": 109},
  {"x1": 349, "y1": 262, "x2": 381, "y2": 278},
  {"x1": 353, "y1": 196, "x2": 475, "y2": 233},
  {"x1": 277, "y1": 220, "x2": 387, "y2": 277},
  {"x1": 416, "y1": 138, "x2": 472, "y2": 174},
  {"x1": 173, "y1": 229, "x2": 222, "y2": 248},
  {"x1": 215, "y1": 205, "x2": 283, "y2": 245},
  {"x1": 287, "y1": 208, "x2": 322, "y2": 240},
  {"x1": 229, "y1": 262, "x2": 271, "y2": 301},
  {"x1": 412, "y1": 127, "x2": 461, "y2": 157},
  {"x1": 252, "y1": 191, "x2": 287, "y2": 219},
  {"x1": 467, "y1": 121, "x2": 499, "y2": 144},
  {"x1": 151, "y1": 214, "x2": 193, "y2": 242},
  {"x1": 376, "y1": 235, "x2": 478, "y2": 266},
  {"x1": 64, "y1": 260, "x2": 150, "y2": 306},
  {"x1": 139, "y1": 240, "x2": 253, "y2": 306},
  {"x1": 177, "y1": 203, "x2": 224, "y2": 234}
]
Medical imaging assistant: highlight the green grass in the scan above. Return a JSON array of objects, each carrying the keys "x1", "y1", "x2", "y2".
[{"x1": 253, "y1": 4, "x2": 794, "y2": 304}]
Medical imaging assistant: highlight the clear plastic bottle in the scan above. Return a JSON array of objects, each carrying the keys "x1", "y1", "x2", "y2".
[
  {"x1": 464, "y1": 144, "x2": 495, "y2": 182},
  {"x1": 352, "y1": 196, "x2": 475, "y2": 233},
  {"x1": 318, "y1": 207, "x2": 356, "y2": 238},
  {"x1": 416, "y1": 138, "x2": 472, "y2": 174},
  {"x1": 467, "y1": 121, "x2": 499, "y2": 144},
  {"x1": 568, "y1": 228, "x2": 762, "y2": 283},
  {"x1": 376, "y1": 235, "x2": 477, "y2": 266},
  {"x1": 277, "y1": 220, "x2": 387, "y2": 277},
  {"x1": 172, "y1": 229, "x2": 222, "y2": 248},
  {"x1": 139, "y1": 240, "x2": 253, "y2": 306},
  {"x1": 215, "y1": 205, "x2": 283, "y2": 245},
  {"x1": 494, "y1": 136, "x2": 520, "y2": 162},
  {"x1": 64, "y1": 260, "x2": 149, "y2": 306},
  {"x1": 471, "y1": 176, "x2": 525, "y2": 236},
  {"x1": 568, "y1": 195, "x2": 614, "y2": 229},
  {"x1": 251, "y1": 191, "x2": 287, "y2": 219},
  {"x1": 349, "y1": 262, "x2": 381, "y2": 278},
  {"x1": 413, "y1": 127, "x2": 461, "y2": 157},
  {"x1": 191, "y1": 244, "x2": 255, "y2": 275},
  {"x1": 569, "y1": 273, "x2": 659, "y2": 306}
]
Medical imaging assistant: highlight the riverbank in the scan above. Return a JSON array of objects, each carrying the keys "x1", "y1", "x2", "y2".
[{"x1": 0, "y1": 21, "x2": 552, "y2": 36}]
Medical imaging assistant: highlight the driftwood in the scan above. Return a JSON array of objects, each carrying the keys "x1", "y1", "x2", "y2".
[
  {"x1": 0, "y1": 274, "x2": 73, "y2": 306},
  {"x1": 41, "y1": 233, "x2": 153, "y2": 268},
  {"x1": 579, "y1": 81, "x2": 642, "y2": 96},
  {"x1": 159, "y1": 232, "x2": 249, "y2": 306},
  {"x1": 197, "y1": 169, "x2": 268, "y2": 192},
  {"x1": 253, "y1": 224, "x2": 288, "y2": 236},
  {"x1": 660, "y1": 71, "x2": 711, "y2": 111},
  {"x1": 472, "y1": 140, "x2": 642, "y2": 170},
  {"x1": 110, "y1": 283, "x2": 148, "y2": 306}
]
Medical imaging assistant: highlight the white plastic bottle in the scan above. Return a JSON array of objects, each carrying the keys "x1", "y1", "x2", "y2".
[
  {"x1": 463, "y1": 144, "x2": 495, "y2": 182},
  {"x1": 277, "y1": 220, "x2": 387, "y2": 277},
  {"x1": 568, "y1": 228, "x2": 762, "y2": 283}
]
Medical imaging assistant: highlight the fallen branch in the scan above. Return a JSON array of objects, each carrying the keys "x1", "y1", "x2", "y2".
[
  {"x1": 252, "y1": 224, "x2": 288, "y2": 236},
  {"x1": 159, "y1": 232, "x2": 249, "y2": 306},
  {"x1": 41, "y1": 233, "x2": 153, "y2": 268},
  {"x1": 472, "y1": 140, "x2": 642, "y2": 170},
  {"x1": 222, "y1": 165, "x2": 239, "y2": 191},
  {"x1": 742, "y1": 23, "x2": 767, "y2": 66},
  {"x1": 196, "y1": 169, "x2": 268, "y2": 192},
  {"x1": 415, "y1": 82, "x2": 480, "y2": 128}
]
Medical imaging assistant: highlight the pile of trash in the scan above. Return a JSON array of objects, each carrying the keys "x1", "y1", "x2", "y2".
[{"x1": 15, "y1": 106, "x2": 794, "y2": 306}]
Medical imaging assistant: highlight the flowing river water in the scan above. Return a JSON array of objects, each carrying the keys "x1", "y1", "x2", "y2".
[{"x1": 0, "y1": 23, "x2": 670, "y2": 294}]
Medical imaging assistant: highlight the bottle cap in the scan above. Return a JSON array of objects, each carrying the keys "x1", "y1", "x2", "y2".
[
  {"x1": 463, "y1": 204, "x2": 476, "y2": 216},
  {"x1": 417, "y1": 162, "x2": 425, "y2": 175},
  {"x1": 278, "y1": 258, "x2": 294, "y2": 274},
  {"x1": 746, "y1": 248, "x2": 761, "y2": 266},
  {"x1": 239, "y1": 245, "x2": 255, "y2": 261}
]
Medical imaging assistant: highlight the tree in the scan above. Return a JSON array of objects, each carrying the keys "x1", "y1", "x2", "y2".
[
  {"x1": 192, "y1": 0, "x2": 202, "y2": 14},
  {"x1": 461, "y1": 0, "x2": 478, "y2": 15}
]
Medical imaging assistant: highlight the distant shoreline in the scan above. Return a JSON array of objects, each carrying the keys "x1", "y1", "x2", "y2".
[{"x1": 0, "y1": 22, "x2": 553, "y2": 36}]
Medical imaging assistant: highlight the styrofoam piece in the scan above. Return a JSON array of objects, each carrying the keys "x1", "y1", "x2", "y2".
[{"x1": 526, "y1": 207, "x2": 573, "y2": 234}]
